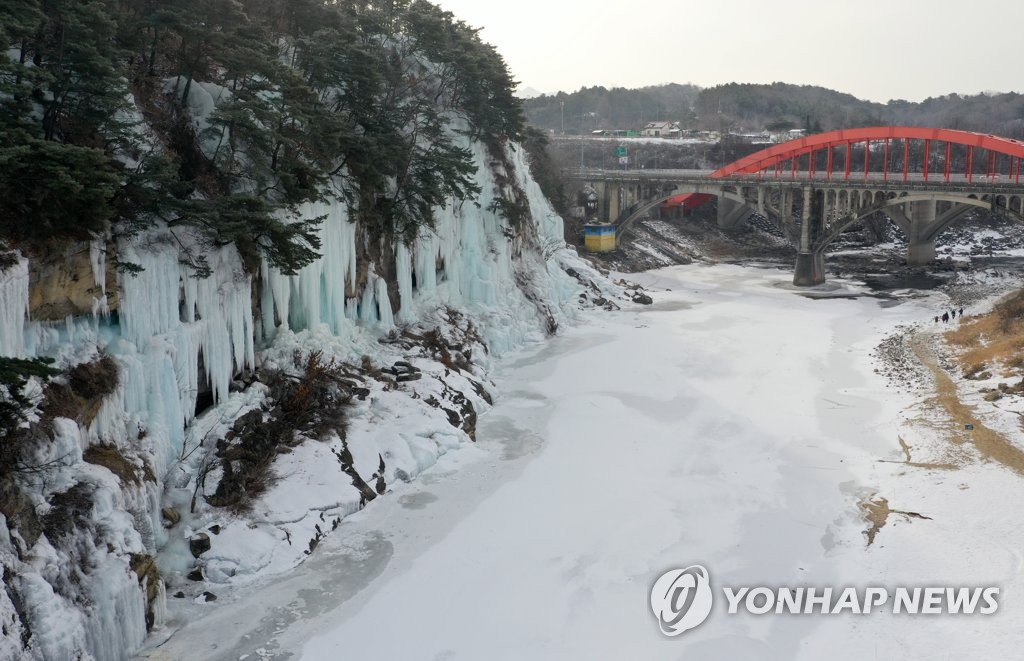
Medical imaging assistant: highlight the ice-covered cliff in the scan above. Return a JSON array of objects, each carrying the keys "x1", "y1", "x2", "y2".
[{"x1": 0, "y1": 123, "x2": 613, "y2": 659}]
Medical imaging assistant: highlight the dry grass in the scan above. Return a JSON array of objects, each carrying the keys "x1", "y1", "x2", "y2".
[
  {"x1": 913, "y1": 334, "x2": 1024, "y2": 475},
  {"x1": 946, "y1": 291, "x2": 1024, "y2": 377},
  {"x1": 41, "y1": 355, "x2": 120, "y2": 427},
  {"x1": 83, "y1": 444, "x2": 149, "y2": 485},
  {"x1": 860, "y1": 495, "x2": 931, "y2": 546}
]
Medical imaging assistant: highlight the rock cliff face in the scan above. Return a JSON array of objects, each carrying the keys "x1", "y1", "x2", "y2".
[
  {"x1": 27, "y1": 240, "x2": 120, "y2": 321},
  {"x1": 0, "y1": 128, "x2": 613, "y2": 660}
]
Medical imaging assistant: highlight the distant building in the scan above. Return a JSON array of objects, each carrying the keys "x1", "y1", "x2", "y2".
[
  {"x1": 730, "y1": 131, "x2": 772, "y2": 144},
  {"x1": 770, "y1": 128, "x2": 807, "y2": 143},
  {"x1": 641, "y1": 121, "x2": 681, "y2": 138},
  {"x1": 591, "y1": 129, "x2": 639, "y2": 137}
]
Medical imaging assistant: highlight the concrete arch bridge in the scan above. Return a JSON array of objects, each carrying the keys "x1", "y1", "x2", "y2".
[{"x1": 567, "y1": 127, "x2": 1024, "y2": 285}]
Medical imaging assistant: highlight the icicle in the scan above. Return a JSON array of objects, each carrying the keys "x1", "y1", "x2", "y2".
[
  {"x1": 90, "y1": 237, "x2": 107, "y2": 296},
  {"x1": 260, "y1": 198, "x2": 356, "y2": 336},
  {"x1": 260, "y1": 258, "x2": 288, "y2": 339},
  {"x1": 65, "y1": 315, "x2": 76, "y2": 346},
  {"x1": 82, "y1": 557, "x2": 148, "y2": 661},
  {"x1": 187, "y1": 246, "x2": 255, "y2": 405},
  {"x1": 92, "y1": 295, "x2": 110, "y2": 319},
  {"x1": 358, "y1": 271, "x2": 378, "y2": 325},
  {"x1": 395, "y1": 241, "x2": 413, "y2": 321},
  {"x1": 117, "y1": 243, "x2": 182, "y2": 350},
  {"x1": 345, "y1": 297, "x2": 359, "y2": 321},
  {"x1": 413, "y1": 231, "x2": 438, "y2": 296},
  {"x1": 0, "y1": 254, "x2": 29, "y2": 357},
  {"x1": 150, "y1": 576, "x2": 167, "y2": 629},
  {"x1": 375, "y1": 273, "x2": 395, "y2": 329}
]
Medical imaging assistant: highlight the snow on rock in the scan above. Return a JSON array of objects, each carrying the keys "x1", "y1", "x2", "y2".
[
  {"x1": 163, "y1": 77, "x2": 233, "y2": 160},
  {"x1": 1, "y1": 417, "x2": 153, "y2": 661}
]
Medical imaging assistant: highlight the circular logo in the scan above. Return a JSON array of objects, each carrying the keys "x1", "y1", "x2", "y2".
[{"x1": 650, "y1": 565, "x2": 714, "y2": 636}]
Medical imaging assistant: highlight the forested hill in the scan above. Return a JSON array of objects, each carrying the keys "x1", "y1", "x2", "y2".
[
  {"x1": 0, "y1": 0, "x2": 530, "y2": 273},
  {"x1": 524, "y1": 82, "x2": 1024, "y2": 138},
  {"x1": 522, "y1": 83, "x2": 701, "y2": 134}
]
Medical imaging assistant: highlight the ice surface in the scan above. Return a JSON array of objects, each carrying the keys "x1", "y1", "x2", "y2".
[
  {"x1": 252, "y1": 265, "x2": 1019, "y2": 661},
  {"x1": 136, "y1": 263, "x2": 1003, "y2": 661}
]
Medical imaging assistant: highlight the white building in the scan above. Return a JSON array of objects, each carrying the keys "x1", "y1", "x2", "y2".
[{"x1": 641, "y1": 121, "x2": 681, "y2": 138}]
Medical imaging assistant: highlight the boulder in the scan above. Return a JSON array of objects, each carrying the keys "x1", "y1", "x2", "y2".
[
  {"x1": 189, "y1": 532, "x2": 211, "y2": 558},
  {"x1": 161, "y1": 507, "x2": 181, "y2": 527}
]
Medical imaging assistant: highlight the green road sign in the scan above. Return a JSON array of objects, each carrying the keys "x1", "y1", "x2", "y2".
[{"x1": 616, "y1": 146, "x2": 627, "y2": 157}]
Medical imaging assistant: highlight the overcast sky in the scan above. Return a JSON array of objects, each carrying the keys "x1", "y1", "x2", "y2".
[{"x1": 433, "y1": 0, "x2": 1022, "y2": 102}]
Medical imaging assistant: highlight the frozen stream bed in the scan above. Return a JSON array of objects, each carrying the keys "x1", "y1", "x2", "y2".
[{"x1": 143, "y1": 263, "x2": 1024, "y2": 660}]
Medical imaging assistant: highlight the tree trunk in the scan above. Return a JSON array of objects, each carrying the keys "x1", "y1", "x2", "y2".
[{"x1": 181, "y1": 75, "x2": 193, "y2": 108}]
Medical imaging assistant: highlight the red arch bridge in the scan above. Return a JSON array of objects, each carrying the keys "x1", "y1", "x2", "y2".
[{"x1": 566, "y1": 127, "x2": 1024, "y2": 285}]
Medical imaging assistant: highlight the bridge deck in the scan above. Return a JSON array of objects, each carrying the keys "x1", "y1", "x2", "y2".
[{"x1": 566, "y1": 169, "x2": 1024, "y2": 195}]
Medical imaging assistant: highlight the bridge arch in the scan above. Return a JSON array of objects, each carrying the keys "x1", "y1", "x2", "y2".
[
  {"x1": 614, "y1": 184, "x2": 744, "y2": 233},
  {"x1": 713, "y1": 127, "x2": 1024, "y2": 179},
  {"x1": 663, "y1": 126, "x2": 1024, "y2": 213},
  {"x1": 816, "y1": 193, "x2": 1020, "y2": 254}
]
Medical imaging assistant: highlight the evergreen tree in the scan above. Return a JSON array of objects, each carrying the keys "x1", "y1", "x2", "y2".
[
  {"x1": 0, "y1": 356, "x2": 59, "y2": 439},
  {"x1": 1, "y1": 0, "x2": 534, "y2": 269}
]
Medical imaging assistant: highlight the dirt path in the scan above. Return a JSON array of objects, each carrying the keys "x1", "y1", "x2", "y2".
[
  {"x1": 910, "y1": 331, "x2": 1024, "y2": 475},
  {"x1": 859, "y1": 330, "x2": 1024, "y2": 545}
]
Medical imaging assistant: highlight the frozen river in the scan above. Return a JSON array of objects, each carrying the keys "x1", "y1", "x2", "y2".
[{"x1": 146, "y1": 263, "x2": 1024, "y2": 660}]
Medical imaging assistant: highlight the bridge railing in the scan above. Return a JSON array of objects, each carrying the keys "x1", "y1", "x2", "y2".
[{"x1": 564, "y1": 168, "x2": 1024, "y2": 193}]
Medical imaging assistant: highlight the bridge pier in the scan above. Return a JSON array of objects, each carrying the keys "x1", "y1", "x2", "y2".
[
  {"x1": 794, "y1": 252, "x2": 826, "y2": 286},
  {"x1": 792, "y1": 188, "x2": 826, "y2": 286},
  {"x1": 906, "y1": 240, "x2": 937, "y2": 265},
  {"x1": 599, "y1": 182, "x2": 620, "y2": 222},
  {"x1": 906, "y1": 199, "x2": 938, "y2": 266},
  {"x1": 717, "y1": 198, "x2": 754, "y2": 230}
]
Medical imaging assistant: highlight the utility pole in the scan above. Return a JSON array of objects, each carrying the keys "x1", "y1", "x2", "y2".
[{"x1": 560, "y1": 100, "x2": 565, "y2": 135}]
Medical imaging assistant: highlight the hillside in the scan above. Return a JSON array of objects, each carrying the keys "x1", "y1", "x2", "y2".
[
  {"x1": 524, "y1": 83, "x2": 701, "y2": 133},
  {"x1": 524, "y1": 82, "x2": 1024, "y2": 137}
]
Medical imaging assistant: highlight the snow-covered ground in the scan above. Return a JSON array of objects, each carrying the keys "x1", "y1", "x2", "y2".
[{"x1": 140, "y1": 263, "x2": 1024, "y2": 660}]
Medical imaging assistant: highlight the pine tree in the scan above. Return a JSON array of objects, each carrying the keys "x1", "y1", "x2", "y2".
[{"x1": 1, "y1": 0, "x2": 533, "y2": 270}]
